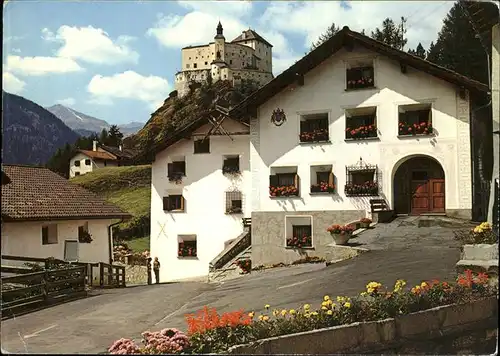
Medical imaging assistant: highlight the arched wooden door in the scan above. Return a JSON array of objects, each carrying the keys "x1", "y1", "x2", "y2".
[{"x1": 393, "y1": 157, "x2": 445, "y2": 215}]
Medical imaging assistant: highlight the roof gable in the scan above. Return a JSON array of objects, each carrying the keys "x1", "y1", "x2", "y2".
[
  {"x1": 230, "y1": 26, "x2": 489, "y2": 117},
  {"x1": 1, "y1": 165, "x2": 131, "y2": 221},
  {"x1": 232, "y1": 29, "x2": 273, "y2": 47}
]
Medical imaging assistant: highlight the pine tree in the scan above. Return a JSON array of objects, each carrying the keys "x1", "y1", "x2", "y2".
[
  {"x1": 371, "y1": 17, "x2": 408, "y2": 50},
  {"x1": 107, "y1": 125, "x2": 124, "y2": 147},
  {"x1": 408, "y1": 42, "x2": 427, "y2": 59},
  {"x1": 426, "y1": 0, "x2": 494, "y2": 84},
  {"x1": 310, "y1": 22, "x2": 341, "y2": 51}
]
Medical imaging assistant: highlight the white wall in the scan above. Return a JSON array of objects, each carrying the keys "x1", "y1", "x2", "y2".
[
  {"x1": 1, "y1": 219, "x2": 114, "y2": 263},
  {"x1": 251, "y1": 45, "x2": 472, "y2": 215},
  {"x1": 150, "y1": 119, "x2": 251, "y2": 282},
  {"x1": 70, "y1": 153, "x2": 94, "y2": 178}
]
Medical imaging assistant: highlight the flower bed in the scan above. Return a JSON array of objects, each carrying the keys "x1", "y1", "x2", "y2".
[
  {"x1": 109, "y1": 270, "x2": 496, "y2": 355},
  {"x1": 345, "y1": 125, "x2": 377, "y2": 140},
  {"x1": 235, "y1": 259, "x2": 251, "y2": 274},
  {"x1": 286, "y1": 235, "x2": 312, "y2": 248},
  {"x1": 454, "y1": 222, "x2": 498, "y2": 245},
  {"x1": 299, "y1": 129, "x2": 329, "y2": 143},
  {"x1": 398, "y1": 121, "x2": 433, "y2": 136},
  {"x1": 269, "y1": 185, "x2": 299, "y2": 197},
  {"x1": 344, "y1": 182, "x2": 378, "y2": 196},
  {"x1": 310, "y1": 182, "x2": 335, "y2": 193}
]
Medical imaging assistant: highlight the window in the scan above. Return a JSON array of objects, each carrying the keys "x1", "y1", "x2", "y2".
[
  {"x1": 104, "y1": 161, "x2": 107, "y2": 167},
  {"x1": 285, "y1": 216, "x2": 313, "y2": 248},
  {"x1": 229, "y1": 59, "x2": 233, "y2": 65},
  {"x1": 42, "y1": 224, "x2": 58, "y2": 245},
  {"x1": 223, "y1": 156, "x2": 240, "y2": 174},
  {"x1": 194, "y1": 63, "x2": 198, "y2": 68},
  {"x1": 299, "y1": 113, "x2": 329, "y2": 143},
  {"x1": 205, "y1": 61, "x2": 208, "y2": 65},
  {"x1": 225, "y1": 191, "x2": 243, "y2": 214},
  {"x1": 345, "y1": 160, "x2": 379, "y2": 197},
  {"x1": 193, "y1": 138, "x2": 210, "y2": 154},
  {"x1": 168, "y1": 161, "x2": 186, "y2": 182},
  {"x1": 269, "y1": 172, "x2": 299, "y2": 197},
  {"x1": 345, "y1": 107, "x2": 377, "y2": 140},
  {"x1": 178, "y1": 235, "x2": 197, "y2": 258},
  {"x1": 85, "y1": 159, "x2": 91, "y2": 166},
  {"x1": 163, "y1": 195, "x2": 185, "y2": 212},
  {"x1": 346, "y1": 65, "x2": 374, "y2": 90},
  {"x1": 75, "y1": 172, "x2": 80, "y2": 176},
  {"x1": 74, "y1": 160, "x2": 80, "y2": 167},
  {"x1": 398, "y1": 104, "x2": 433, "y2": 136},
  {"x1": 310, "y1": 165, "x2": 335, "y2": 193}
]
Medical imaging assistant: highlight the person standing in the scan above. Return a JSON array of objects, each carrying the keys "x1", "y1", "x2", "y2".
[
  {"x1": 146, "y1": 257, "x2": 152, "y2": 285},
  {"x1": 153, "y1": 257, "x2": 161, "y2": 284}
]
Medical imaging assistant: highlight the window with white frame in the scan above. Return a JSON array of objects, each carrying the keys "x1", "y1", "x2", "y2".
[{"x1": 285, "y1": 216, "x2": 313, "y2": 248}]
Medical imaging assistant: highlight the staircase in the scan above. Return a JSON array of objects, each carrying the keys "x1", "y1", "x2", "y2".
[
  {"x1": 208, "y1": 218, "x2": 252, "y2": 283},
  {"x1": 370, "y1": 199, "x2": 394, "y2": 223}
]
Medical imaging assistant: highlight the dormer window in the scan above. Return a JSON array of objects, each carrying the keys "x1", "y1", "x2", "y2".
[{"x1": 346, "y1": 60, "x2": 375, "y2": 90}]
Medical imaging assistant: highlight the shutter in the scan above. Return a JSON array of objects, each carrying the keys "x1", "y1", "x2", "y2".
[
  {"x1": 167, "y1": 163, "x2": 173, "y2": 177},
  {"x1": 64, "y1": 240, "x2": 79, "y2": 262},
  {"x1": 163, "y1": 197, "x2": 170, "y2": 211},
  {"x1": 294, "y1": 174, "x2": 300, "y2": 189},
  {"x1": 180, "y1": 196, "x2": 185, "y2": 211},
  {"x1": 269, "y1": 174, "x2": 279, "y2": 186},
  {"x1": 328, "y1": 171, "x2": 334, "y2": 185},
  {"x1": 181, "y1": 161, "x2": 186, "y2": 175}
]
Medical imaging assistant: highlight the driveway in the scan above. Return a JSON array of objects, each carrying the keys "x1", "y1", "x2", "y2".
[{"x1": 1, "y1": 216, "x2": 469, "y2": 354}]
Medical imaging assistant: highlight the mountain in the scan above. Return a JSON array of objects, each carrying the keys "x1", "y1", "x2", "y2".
[
  {"x1": 46, "y1": 104, "x2": 144, "y2": 137},
  {"x1": 2, "y1": 91, "x2": 80, "y2": 165},
  {"x1": 46, "y1": 104, "x2": 109, "y2": 134}
]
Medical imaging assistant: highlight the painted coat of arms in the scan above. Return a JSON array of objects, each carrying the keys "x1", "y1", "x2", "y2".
[{"x1": 271, "y1": 108, "x2": 287, "y2": 126}]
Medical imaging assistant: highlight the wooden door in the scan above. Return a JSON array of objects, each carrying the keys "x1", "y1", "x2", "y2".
[
  {"x1": 410, "y1": 180, "x2": 430, "y2": 215},
  {"x1": 429, "y1": 179, "x2": 445, "y2": 213}
]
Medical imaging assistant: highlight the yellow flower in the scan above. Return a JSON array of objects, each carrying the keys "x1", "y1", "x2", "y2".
[
  {"x1": 311, "y1": 311, "x2": 319, "y2": 316},
  {"x1": 420, "y1": 281, "x2": 428, "y2": 288},
  {"x1": 262, "y1": 315, "x2": 270, "y2": 321},
  {"x1": 323, "y1": 295, "x2": 330, "y2": 301},
  {"x1": 258, "y1": 315, "x2": 264, "y2": 321},
  {"x1": 281, "y1": 309, "x2": 287, "y2": 316},
  {"x1": 248, "y1": 311, "x2": 255, "y2": 318},
  {"x1": 321, "y1": 306, "x2": 328, "y2": 310},
  {"x1": 326, "y1": 299, "x2": 333, "y2": 306},
  {"x1": 326, "y1": 310, "x2": 333, "y2": 315},
  {"x1": 393, "y1": 279, "x2": 406, "y2": 293},
  {"x1": 360, "y1": 292, "x2": 367, "y2": 296},
  {"x1": 303, "y1": 304, "x2": 310, "y2": 310},
  {"x1": 289, "y1": 309, "x2": 296, "y2": 315},
  {"x1": 344, "y1": 302, "x2": 351, "y2": 308},
  {"x1": 272, "y1": 309, "x2": 279, "y2": 317},
  {"x1": 265, "y1": 304, "x2": 270, "y2": 310},
  {"x1": 321, "y1": 301, "x2": 328, "y2": 308},
  {"x1": 331, "y1": 302, "x2": 336, "y2": 308},
  {"x1": 337, "y1": 296, "x2": 344, "y2": 302},
  {"x1": 304, "y1": 313, "x2": 310, "y2": 318}
]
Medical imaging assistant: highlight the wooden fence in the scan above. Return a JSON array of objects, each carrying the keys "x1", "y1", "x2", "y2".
[
  {"x1": 1, "y1": 265, "x2": 87, "y2": 319},
  {"x1": 97, "y1": 262, "x2": 126, "y2": 288}
]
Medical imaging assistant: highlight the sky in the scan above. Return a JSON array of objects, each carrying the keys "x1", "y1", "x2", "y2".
[{"x1": 2, "y1": 0, "x2": 455, "y2": 125}]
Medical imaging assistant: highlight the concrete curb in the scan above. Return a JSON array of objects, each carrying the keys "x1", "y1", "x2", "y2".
[{"x1": 228, "y1": 296, "x2": 498, "y2": 355}]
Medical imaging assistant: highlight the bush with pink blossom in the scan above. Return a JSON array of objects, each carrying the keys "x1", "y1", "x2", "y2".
[{"x1": 108, "y1": 328, "x2": 189, "y2": 355}]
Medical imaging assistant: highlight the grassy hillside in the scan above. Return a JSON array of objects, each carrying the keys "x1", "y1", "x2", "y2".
[{"x1": 71, "y1": 165, "x2": 151, "y2": 244}]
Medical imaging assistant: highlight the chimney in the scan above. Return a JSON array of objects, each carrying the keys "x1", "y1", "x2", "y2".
[
  {"x1": 93, "y1": 141, "x2": 97, "y2": 151},
  {"x1": 241, "y1": 31, "x2": 246, "y2": 40},
  {"x1": 119, "y1": 145, "x2": 123, "y2": 152}
]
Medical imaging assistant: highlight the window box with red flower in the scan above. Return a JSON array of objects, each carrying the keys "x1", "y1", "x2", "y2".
[
  {"x1": 398, "y1": 104, "x2": 433, "y2": 137},
  {"x1": 286, "y1": 225, "x2": 313, "y2": 248},
  {"x1": 269, "y1": 172, "x2": 300, "y2": 197},
  {"x1": 310, "y1": 182, "x2": 335, "y2": 194},
  {"x1": 299, "y1": 129, "x2": 329, "y2": 143},
  {"x1": 178, "y1": 240, "x2": 197, "y2": 258},
  {"x1": 299, "y1": 113, "x2": 330, "y2": 144},
  {"x1": 345, "y1": 108, "x2": 378, "y2": 140},
  {"x1": 345, "y1": 158, "x2": 379, "y2": 197},
  {"x1": 346, "y1": 66, "x2": 375, "y2": 90},
  {"x1": 344, "y1": 181, "x2": 379, "y2": 196}
]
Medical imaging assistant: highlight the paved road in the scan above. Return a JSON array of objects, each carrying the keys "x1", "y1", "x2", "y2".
[{"x1": 1, "y1": 217, "x2": 467, "y2": 354}]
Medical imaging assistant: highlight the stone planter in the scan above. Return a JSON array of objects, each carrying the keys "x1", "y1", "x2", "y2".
[{"x1": 331, "y1": 233, "x2": 351, "y2": 245}]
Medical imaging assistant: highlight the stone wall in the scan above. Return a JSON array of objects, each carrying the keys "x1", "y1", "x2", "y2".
[
  {"x1": 251, "y1": 210, "x2": 364, "y2": 266},
  {"x1": 113, "y1": 262, "x2": 148, "y2": 285},
  {"x1": 229, "y1": 296, "x2": 498, "y2": 355}
]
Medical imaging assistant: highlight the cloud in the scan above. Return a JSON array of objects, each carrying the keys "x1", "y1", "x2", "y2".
[
  {"x1": 87, "y1": 70, "x2": 171, "y2": 109},
  {"x1": 11, "y1": 48, "x2": 21, "y2": 53},
  {"x1": 42, "y1": 26, "x2": 139, "y2": 65},
  {"x1": 5, "y1": 55, "x2": 83, "y2": 76},
  {"x1": 177, "y1": 0, "x2": 252, "y2": 17},
  {"x1": 56, "y1": 97, "x2": 76, "y2": 106},
  {"x1": 260, "y1": 1, "x2": 454, "y2": 50},
  {"x1": 2, "y1": 72, "x2": 26, "y2": 94}
]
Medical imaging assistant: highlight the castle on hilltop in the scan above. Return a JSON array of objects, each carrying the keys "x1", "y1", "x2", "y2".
[{"x1": 174, "y1": 22, "x2": 274, "y2": 96}]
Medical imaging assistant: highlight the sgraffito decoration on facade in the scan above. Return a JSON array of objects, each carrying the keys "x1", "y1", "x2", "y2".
[{"x1": 271, "y1": 108, "x2": 287, "y2": 127}]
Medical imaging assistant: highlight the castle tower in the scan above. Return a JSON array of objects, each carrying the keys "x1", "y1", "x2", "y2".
[{"x1": 214, "y1": 21, "x2": 225, "y2": 62}]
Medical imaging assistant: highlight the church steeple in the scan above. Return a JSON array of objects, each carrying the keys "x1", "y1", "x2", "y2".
[{"x1": 215, "y1": 21, "x2": 224, "y2": 39}]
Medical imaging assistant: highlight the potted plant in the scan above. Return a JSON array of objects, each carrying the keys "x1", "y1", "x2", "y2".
[
  {"x1": 168, "y1": 172, "x2": 183, "y2": 184},
  {"x1": 235, "y1": 259, "x2": 252, "y2": 274},
  {"x1": 326, "y1": 224, "x2": 355, "y2": 245},
  {"x1": 359, "y1": 217, "x2": 372, "y2": 229},
  {"x1": 78, "y1": 230, "x2": 93, "y2": 243}
]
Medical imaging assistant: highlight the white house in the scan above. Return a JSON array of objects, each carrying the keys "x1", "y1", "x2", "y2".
[
  {"x1": 150, "y1": 111, "x2": 251, "y2": 282},
  {"x1": 150, "y1": 26, "x2": 490, "y2": 279},
  {"x1": 69, "y1": 141, "x2": 137, "y2": 178},
  {"x1": 1, "y1": 165, "x2": 131, "y2": 264},
  {"x1": 230, "y1": 26, "x2": 490, "y2": 266}
]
